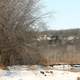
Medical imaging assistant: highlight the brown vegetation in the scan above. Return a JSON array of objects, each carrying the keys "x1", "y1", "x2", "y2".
[
  {"x1": 0, "y1": 0, "x2": 80, "y2": 66},
  {"x1": 39, "y1": 29, "x2": 80, "y2": 65}
]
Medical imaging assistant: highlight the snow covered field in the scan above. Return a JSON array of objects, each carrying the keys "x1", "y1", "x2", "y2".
[{"x1": 0, "y1": 65, "x2": 80, "y2": 80}]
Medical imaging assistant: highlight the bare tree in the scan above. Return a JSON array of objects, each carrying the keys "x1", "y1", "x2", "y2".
[{"x1": 0, "y1": 0, "x2": 47, "y2": 66}]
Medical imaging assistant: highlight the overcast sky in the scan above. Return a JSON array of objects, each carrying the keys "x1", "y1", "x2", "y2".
[{"x1": 42, "y1": 0, "x2": 80, "y2": 30}]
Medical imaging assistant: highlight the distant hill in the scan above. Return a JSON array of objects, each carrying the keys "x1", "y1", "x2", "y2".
[{"x1": 42, "y1": 28, "x2": 80, "y2": 36}]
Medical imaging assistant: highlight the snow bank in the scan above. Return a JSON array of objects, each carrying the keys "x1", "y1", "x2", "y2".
[
  {"x1": 53, "y1": 65, "x2": 72, "y2": 70},
  {"x1": 0, "y1": 65, "x2": 80, "y2": 80}
]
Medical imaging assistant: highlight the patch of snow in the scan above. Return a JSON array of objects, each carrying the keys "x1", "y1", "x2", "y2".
[
  {"x1": 53, "y1": 65, "x2": 72, "y2": 70},
  {"x1": 0, "y1": 65, "x2": 80, "y2": 80},
  {"x1": 67, "y1": 36, "x2": 74, "y2": 40}
]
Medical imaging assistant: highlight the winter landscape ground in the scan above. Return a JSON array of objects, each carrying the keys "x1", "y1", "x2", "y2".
[{"x1": 0, "y1": 65, "x2": 80, "y2": 80}]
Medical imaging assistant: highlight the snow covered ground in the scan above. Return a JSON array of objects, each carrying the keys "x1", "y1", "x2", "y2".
[{"x1": 0, "y1": 65, "x2": 80, "y2": 80}]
